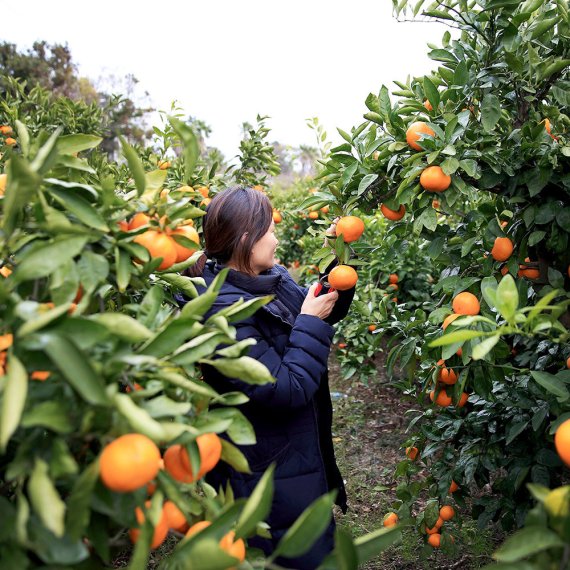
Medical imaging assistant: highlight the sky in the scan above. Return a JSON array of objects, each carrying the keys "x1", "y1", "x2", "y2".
[{"x1": 1, "y1": 0, "x2": 448, "y2": 159}]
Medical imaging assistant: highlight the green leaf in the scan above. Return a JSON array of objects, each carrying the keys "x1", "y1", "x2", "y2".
[
  {"x1": 138, "y1": 286, "x2": 164, "y2": 328},
  {"x1": 495, "y1": 274, "x2": 519, "y2": 323},
  {"x1": 430, "y1": 329, "x2": 486, "y2": 347},
  {"x1": 357, "y1": 174, "x2": 378, "y2": 196},
  {"x1": 0, "y1": 355, "x2": 28, "y2": 452},
  {"x1": 236, "y1": 465, "x2": 275, "y2": 538},
  {"x1": 46, "y1": 187, "x2": 108, "y2": 231},
  {"x1": 57, "y1": 134, "x2": 102, "y2": 155},
  {"x1": 115, "y1": 247, "x2": 132, "y2": 292},
  {"x1": 353, "y1": 526, "x2": 402, "y2": 565},
  {"x1": 531, "y1": 371, "x2": 570, "y2": 401},
  {"x1": 423, "y1": 76, "x2": 440, "y2": 109},
  {"x1": 66, "y1": 461, "x2": 99, "y2": 541},
  {"x1": 90, "y1": 313, "x2": 152, "y2": 343},
  {"x1": 273, "y1": 491, "x2": 336, "y2": 558},
  {"x1": 158, "y1": 370, "x2": 218, "y2": 398},
  {"x1": 21, "y1": 401, "x2": 73, "y2": 434},
  {"x1": 112, "y1": 393, "x2": 167, "y2": 442},
  {"x1": 3, "y1": 155, "x2": 42, "y2": 236},
  {"x1": 441, "y1": 157, "x2": 460, "y2": 175},
  {"x1": 220, "y1": 438, "x2": 251, "y2": 474},
  {"x1": 201, "y1": 356, "x2": 275, "y2": 385},
  {"x1": 119, "y1": 136, "x2": 146, "y2": 196},
  {"x1": 41, "y1": 333, "x2": 108, "y2": 406},
  {"x1": 481, "y1": 94, "x2": 501, "y2": 132},
  {"x1": 173, "y1": 332, "x2": 230, "y2": 365},
  {"x1": 493, "y1": 526, "x2": 565, "y2": 562},
  {"x1": 28, "y1": 459, "x2": 66, "y2": 538},
  {"x1": 14, "y1": 236, "x2": 89, "y2": 282},
  {"x1": 472, "y1": 335, "x2": 500, "y2": 360},
  {"x1": 169, "y1": 116, "x2": 200, "y2": 182},
  {"x1": 17, "y1": 302, "x2": 72, "y2": 337}
]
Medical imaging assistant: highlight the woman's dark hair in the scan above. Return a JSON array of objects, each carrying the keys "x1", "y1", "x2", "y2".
[{"x1": 185, "y1": 186, "x2": 273, "y2": 276}]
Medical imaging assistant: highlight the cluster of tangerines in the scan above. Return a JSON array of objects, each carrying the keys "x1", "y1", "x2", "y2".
[
  {"x1": 385, "y1": 272, "x2": 399, "y2": 303},
  {"x1": 431, "y1": 291, "x2": 480, "y2": 408},
  {"x1": 98, "y1": 432, "x2": 245, "y2": 561},
  {"x1": 0, "y1": 124, "x2": 16, "y2": 147},
  {"x1": 119, "y1": 209, "x2": 201, "y2": 271},
  {"x1": 378, "y1": 120, "x2": 452, "y2": 223},
  {"x1": 322, "y1": 215, "x2": 365, "y2": 291}
]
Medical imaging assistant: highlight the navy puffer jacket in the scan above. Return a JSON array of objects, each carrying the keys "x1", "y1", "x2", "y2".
[{"x1": 180, "y1": 261, "x2": 354, "y2": 569}]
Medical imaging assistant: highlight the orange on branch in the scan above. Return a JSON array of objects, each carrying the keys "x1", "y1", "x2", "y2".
[
  {"x1": 406, "y1": 446, "x2": 419, "y2": 461},
  {"x1": 449, "y1": 480, "x2": 459, "y2": 493},
  {"x1": 272, "y1": 210, "x2": 282, "y2": 224},
  {"x1": 129, "y1": 212, "x2": 152, "y2": 230},
  {"x1": 555, "y1": 418, "x2": 570, "y2": 467},
  {"x1": 406, "y1": 121, "x2": 435, "y2": 151},
  {"x1": 0, "y1": 125, "x2": 12, "y2": 135},
  {"x1": 171, "y1": 225, "x2": 200, "y2": 263},
  {"x1": 308, "y1": 211, "x2": 319, "y2": 219},
  {"x1": 163, "y1": 444, "x2": 196, "y2": 483},
  {"x1": 424, "y1": 99, "x2": 433, "y2": 111},
  {"x1": 430, "y1": 389, "x2": 452, "y2": 407},
  {"x1": 383, "y1": 512, "x2": 399, "y2": 527},
  {"x1": 335, "y1": 216, "x2": 365, "y2": 243},
  {"x1": 180, "y1": 433, "x2": 223, "y2": 479},
  {"x1": 99, "y1": 434, "x2": 161, "y2": 493},
  {"x1": 328, "y1": 265, "x2": 358, "y2": 291},
  {"x1": 458, "y1": 392, "x2": 469, "y2": 407},
  {"x1": 158, "y1": 160, "x2": 171, "y2": 170},
  {"x1": 442, "y1": 314, "x2": 460, "y2": 330},
  {"x1": 427, "y1": 533, "x2": 441, "y2": 548},
  {"x1": 452, "y1": 291, "x2": 480, "y2": 315},
  {"x1": 388, "y1": 273, "x2": 399, "y2": 284},
  {"x1": 163, "y1": 500, "x2": 187, "y2": 532},
  {"x1": 129, "y1": 501, "x2": 169, "y2": 549},
  {"x1": 5, "y1": 137, "x2": 16, "y2": 146},
  {"x1": 134, "y1": 230, "x2": 177, "y2": 270},
  {"x1": 439, "y1": 367, "x2": 458, "y2": 385},
  {"x1": 420, "y1": 166, "x2": 451, "y2": 192},
  {"x1": 380, "y1": 203, "x2": 406, "y2": 221},
  {"x1": 491, "y1": 237, "x2": 514, "y2": 261}
]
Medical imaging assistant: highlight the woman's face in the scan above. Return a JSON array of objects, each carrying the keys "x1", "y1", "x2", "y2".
[{"x1": 250, "y1": 221, "x2": 279, "y2": 274}]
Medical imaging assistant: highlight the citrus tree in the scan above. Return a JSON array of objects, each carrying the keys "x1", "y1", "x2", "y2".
[
  {"x1": 293, "y1": 0, "x2": 570, "y2": 558},
  {"x1": 0, "y1": 81, "x2": 401, "y2": 568}
]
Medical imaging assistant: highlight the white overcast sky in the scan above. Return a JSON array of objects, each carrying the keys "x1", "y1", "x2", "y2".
[{"x1": 2, "y1": 0, "x2": 448, "y2": 158}]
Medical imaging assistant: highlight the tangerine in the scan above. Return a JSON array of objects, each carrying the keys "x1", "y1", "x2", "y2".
[
  {"x1": 171, "y1": 225, "x2": 200, "y2": 263},
  {"x1": 134, "y1": 230, "x2": 177, "y2": 270},
  {"x1": 99, "y1": 434, "x2": 161, "y2": 493},
  {"x1": 179, "y1": 433, "x2": 223, "y2": 480},
  {"x1": 406, "y1": 121, "x2": 435, "y2": 151},
  {"x1": 328, "y1": 265, "x2": 358, "y2": 291},
  {"x1": 491, "y1": 237, "x2": 513, "y2": 262},
  {"x1": 380, "y1": 204, "x2": 406, "y2": 221},
  {"x1": 440, "y1": 505, "x2": 455, "y2": 521},
  {"x1": 420, "y1": 166, "x2": 451, "y2": 192},
  {"x1": 555, "y1": 418, "x2": 570, "y2": 467},
  {"x1": 163, "y1": 500, "x2": 187, "y2": 531},
  {"x1": 129, "y1": 501, "x2": 169, "y2": 549},
  {"x1": 452, "y1": 291, "x2": 480, "y2": 315},
  {"x1": 335, "y1": 216, "x2": 365, "y2": 243}
]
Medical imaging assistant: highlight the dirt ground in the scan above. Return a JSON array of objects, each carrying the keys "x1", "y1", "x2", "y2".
[{"x1": 328, "y1": 349, "x2": 498, "y2": 570}]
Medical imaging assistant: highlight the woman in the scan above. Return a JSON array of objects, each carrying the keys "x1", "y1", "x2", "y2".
[{"x1": 179, "y1": 186, "x2": 355, "y2": 569}]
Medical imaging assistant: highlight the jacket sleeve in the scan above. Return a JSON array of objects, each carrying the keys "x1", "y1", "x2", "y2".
[{"x1": 205, "y1": 313, "x2": 334, "y2": 410}]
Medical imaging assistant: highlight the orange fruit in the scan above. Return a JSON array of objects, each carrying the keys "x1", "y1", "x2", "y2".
[
  {"x1": 432, "y1": 199, "x2": 440, "y2": 209},
  {"x1": 406, "y1": 121, "x2": 435, "y2": 151},
  {"x1": 383, "y1": 512, "x2": 398, "y2": 527},
  {"x1": 456, "y1": 347, "x2": 463, "y2": 357},
  {"x1": 406, "y1": 446, "x2": 419, "y2": 461},
  {"x1": 335, "y1": 216, "x2": 365, "y2": 243},
  {"x1": 555, "y1": 418, "x2": 570, "y2": 467},
  {"x1": 424, "y1": 99, "x2": 433, "y2": 112},
  {"x1": 99, "y1": 434, "x2": 161, "y2": 493},
  {"x1": 308, "y1": 211, "x2": 319, "y2": 220},
  {"x1": 163, "y1": 444, "x2": 196, "y2": 483},
  {"x1": 0, "y1": 173, "x2": 7, "y2": 195},
  {"x1": 388, "y1": 283, "x2": 399, "y2": 291},
  {"x1": 129, "y1": 501, "x2": 169, "y2": 549},
  {"x1": 129, "y1": 212, "x2": 152, "y2": 230},
  {"x1": 197, "y1": 186, "x2": 209, "y2": 198},
  {"x1": 380, "y1": 204, "x2": 406, "y2": 221},
  {"x1": 440, "y1": 505, "x2": 455, "y2": 521},
  {"x1": 420, "y1": 166, "x2": 451, "y2": 192},
  {"x1": 0, "y1": 334, "x2": 13, "y2": 352},
  {"x1": 31, "y1": 371, "x2": 50, "y2": 381},
  {"x1": 368, "y1": 324, "x2": 377, "y2": 332},
  {"x1": 252, "y1": 184, "x2": 264, "y2": 192},
  {"x1": 518, "y1": 257, "x2": 540, "y2": 279},
  {"x1": 458, "y1": 392, "x2": 469, "y2": 408},
  {"x1": 567, "y1": 356, "x2": 570, "y2": 369},
  {"x1": 449, "y1": 480, "x2": 459, "y2": 493},
  {"x1": 430, "y1": 389, "x2": 452, "y2": 407},
  {"x1": 439, "y1": 367, "x2": 457, "y2": 385},
  {"x1": 273, "y1": 210, "x2": 282, "y2": 224},
  {"x1": 201, "y1": 197, "x2": 212, "y2": 207},
  {"x1": 442, "y1": 314, "x2": 460, "y2": 330},
  {"x1": 5, "y1": 137, "x2": 16, "y2": 146},
  {"x1": 163, "y1": 500, "x2": 187, "y2": 531},
  {"x1": 426, "y1": 522, "x2": 441, "y2": 535},
  {"x1": 186, "y1": 521, "x2": 246, "y2": 563},
  {"x1": 388, "y1": 273, "x2": 398, "y2": 284},
  {"x1": 0, "y1": 125, "x2": 12, "y2": 135},
  {"x1": 0, "y1": 266, "x2": 11, "y2": 278},
  {"x1": 134, "y1": 230, "x2": 177, "y2": 270},
  {"x1": 338, "y1": 342, "x2": 347, "y2": 349},
  {"x1": 328, "y1": 265, "x2": 358, "y2": 291},
  {"x1": 500, "y1": 265, "x2": 509, "y2": 276},
  {"x1": 452, "y1": 291, "x2": 480, "y2": 315},
  {"x1": 427, "y1": 533, "x2": 441, "y2": 548},
  {"x1": 320, "y1": 205, "x2": 329, "y2": 214},
  {"x1": 180, "y1": 433, "x2": 223, "y2": 479},
  {"x1": 491, "y1": 237, "x2": 513, "y2": 262},
  {"x1": 158, "y1": 160, "x2": 171, "y2": 170},
  {"x1": 171, "y1": 225, "x2": 200, "y2": 263},
  {"x1": 543, "y1": 118, "x2": 551, "y2": 134}
]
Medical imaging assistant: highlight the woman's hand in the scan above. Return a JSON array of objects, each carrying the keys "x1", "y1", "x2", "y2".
[
  {"x1": 324, "y1": 217, "x2": 340, "y2": 248},
  {"x1": 300, "y1": 283, "x2": 339, "y2": 319}
]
